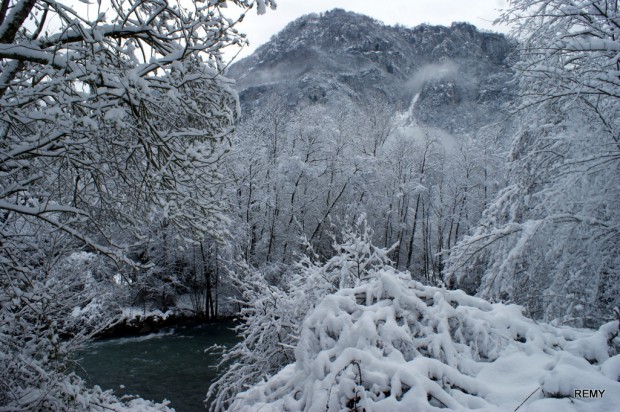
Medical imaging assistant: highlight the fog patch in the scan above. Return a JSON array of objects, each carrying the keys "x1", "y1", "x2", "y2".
[
  {"x1": 406, "y1": 61, "x2": 458, "y2": 92},
  {"x1": 236, "y1": 64, "x2": 298, "y2": 90},
  {"x1": 390, "y1": 122, "x2": 459, "y2": 158}
]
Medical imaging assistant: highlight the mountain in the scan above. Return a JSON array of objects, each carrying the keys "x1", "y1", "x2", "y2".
[{"x1": 228, "y1": 8, "x2": 516, "y2": 135}]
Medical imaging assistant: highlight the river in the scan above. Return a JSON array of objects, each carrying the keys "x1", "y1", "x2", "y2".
[{"x1": 77, "y1": 323, "x2": 238, "y2": 411}]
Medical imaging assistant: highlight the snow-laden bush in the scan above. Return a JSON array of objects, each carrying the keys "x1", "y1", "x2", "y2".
[
  {"x1": 0, "y1": 370, "x2": 172, "y2": 412},
  {"x1": 208, "y1": 217, "x2": 393, "y2": 411},
  {"x1": 228, "y1": 270, "x2": 620, "y2": 411},
  {"x1": 0, "y1": 250, "x2": 173, "y2": 411}
]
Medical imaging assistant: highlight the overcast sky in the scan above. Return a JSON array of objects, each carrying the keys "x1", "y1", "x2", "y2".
[{"x1": 225, "y1": 0, "x2": 510, "y2": 62}]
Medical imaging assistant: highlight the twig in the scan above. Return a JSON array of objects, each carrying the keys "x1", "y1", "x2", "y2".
[{"x1": 514, "y1": 386, "x2": 540, "y2": 411}]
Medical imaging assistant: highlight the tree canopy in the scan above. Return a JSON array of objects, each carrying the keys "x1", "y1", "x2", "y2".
[
  {"x1": 0, "y1": 0, "x2": 275, "y2": 408},
  {"x1": 447, "y1": 0, "x2": 620, "y2": 325}
]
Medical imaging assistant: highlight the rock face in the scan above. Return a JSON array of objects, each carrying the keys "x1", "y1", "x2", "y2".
[{"x1": 228, "y1": 8, "x2": 516, "y2": 134}]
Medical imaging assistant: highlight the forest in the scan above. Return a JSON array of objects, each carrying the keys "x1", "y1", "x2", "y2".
[{"x1": 1, "y1": 0, "x2": 619, "y2": 410}]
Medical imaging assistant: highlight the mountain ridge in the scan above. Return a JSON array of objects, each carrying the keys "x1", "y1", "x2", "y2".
[{"x1": 229, "y1": 8, "x2": 516, "y2": 135}]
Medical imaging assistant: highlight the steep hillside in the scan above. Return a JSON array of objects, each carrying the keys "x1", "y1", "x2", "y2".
[{"x1": 229, "y1": 8, "x2": 516, "y2": 135}]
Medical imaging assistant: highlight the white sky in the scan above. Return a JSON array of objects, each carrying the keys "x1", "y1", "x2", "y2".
[{"x1": 225, "y1": 0, "x2": 510, "y2": 62}]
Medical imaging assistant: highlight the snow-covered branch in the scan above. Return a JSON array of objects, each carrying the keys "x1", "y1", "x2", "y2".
[{"x1": 0, "y1": 0, "x2": 277, "y2": 408}]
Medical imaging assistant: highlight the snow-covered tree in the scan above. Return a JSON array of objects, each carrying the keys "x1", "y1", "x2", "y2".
[
  {"x1": 227, "y1": 92, "x2": 503, "y2": 284},
  {"x1": 446, "y1": 0, "x2": 620, "y2": 326},
  {"x1": 227, "y1": 99, "x2": 367, "y2": 266},
  {"x1": 498, "y1": 0, "x2": 620, "y2": 118},
  {"x1": 0, "y1": 0, "x2": 276, "y2": 408}
]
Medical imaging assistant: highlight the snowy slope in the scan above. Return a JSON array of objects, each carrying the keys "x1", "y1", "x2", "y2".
[
  {"x1": 228, "y1": 270, "x2": 620, "y2": 411},
  {"x1": 228, "y1": 9, "x2": 515, "y2": 136}
]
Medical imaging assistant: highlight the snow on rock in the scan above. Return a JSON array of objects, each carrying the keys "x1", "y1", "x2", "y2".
[{"x1": 229, "y1": 270, "x2": 620, "y2": 411}]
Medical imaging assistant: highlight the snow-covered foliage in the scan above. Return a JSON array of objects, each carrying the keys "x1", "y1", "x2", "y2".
[
  {"x1": 228, "y1": 269, "x2": 620, "y2": 411},
  {"x1": 212, "y1": 219, "x2": 620, "y2": 411},
  {"x1": 227, "y1": 93, "x2": 503, "y2": 282},
  {"x1": 0, "y1": 371, "x2": 173, "y2": 412},
  {"x1": 0, "y1": 250, "x2": 123, "y2": 409},
  {"x1": 446, "y1": 0, "x2": 620, "y2": 325},
  {"x1": 498, "y1": 0, "x2": 620, "y2": 115},
  {"x1": 0, "y1": 0, "x2": 276, "y2": 408},
  {"x1": 447, "y1": 110, "x2": 620, "y2": 324},
  {"x1": 208, "y1": 217, "x2": 394, "y2": 411}
]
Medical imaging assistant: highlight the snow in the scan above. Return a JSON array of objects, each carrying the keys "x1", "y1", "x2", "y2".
[
  {"x1": 0, "y1": 370, "x2": 173, "y2": 412},
  {"x1": 120, "y1": 307, "x2": 174, "y2": 321},
  {"x1": 255, "y1": 0, "x2": 277, "y2": 15},
  {"x1": 228, "y1": 270, "x2": 620, "y2": 411}
]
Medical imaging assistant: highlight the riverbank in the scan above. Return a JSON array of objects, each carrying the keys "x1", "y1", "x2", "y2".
[{"x1": 97, "y1": 308, "x2": 238, "y2": 339}]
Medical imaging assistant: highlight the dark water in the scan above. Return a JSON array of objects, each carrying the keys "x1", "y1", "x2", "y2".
[{"x1": 76, "y1": 323, "x2": 238, "y2": 411}]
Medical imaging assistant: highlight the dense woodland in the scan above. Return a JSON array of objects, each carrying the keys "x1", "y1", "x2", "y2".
[{"x1": 1, "y1": 0, "x2": 619, "y2": 410}]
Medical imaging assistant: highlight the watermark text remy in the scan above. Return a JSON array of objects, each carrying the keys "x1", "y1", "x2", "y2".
[{"x1": 573, "y1": 389, "x2": 605, "y2": 398}]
